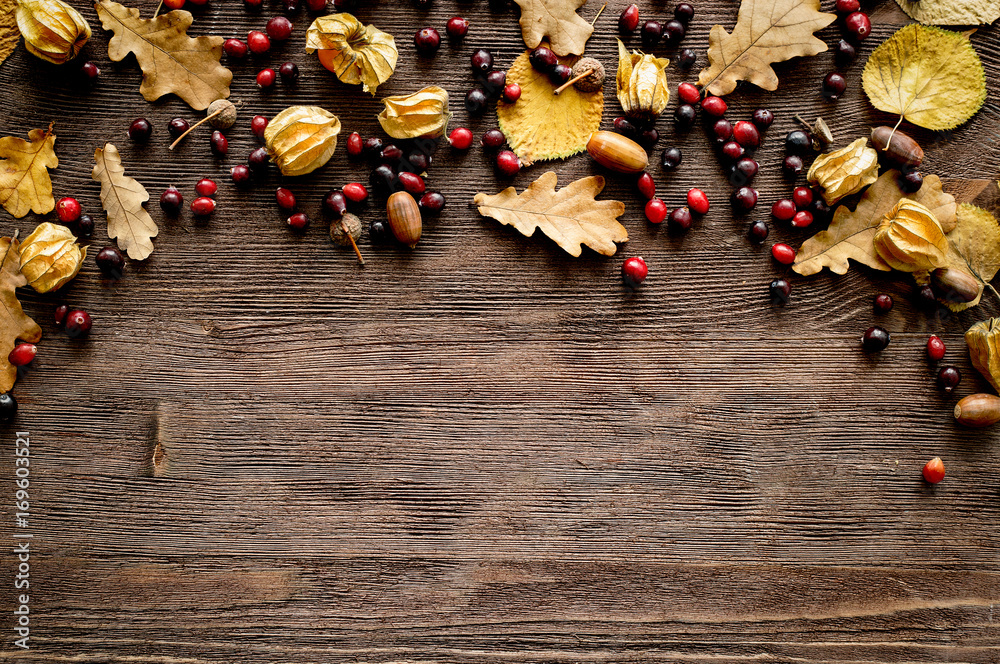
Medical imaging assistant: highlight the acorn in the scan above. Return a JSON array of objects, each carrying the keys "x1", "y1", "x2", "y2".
[
  {"x1": 586, "y1": 131, "x2": 648, "y2": 173},
  {"x1": 871, "y1": 126, "x2": 924, "y2": 168},
  {"x1": 386, "y1": 191, "x2": 422, "y2": 248},
  {"x1": 954, "y1": 393, "x2": 1000, "y2": 428},
  {"x1": 330, "y1": 212, "x2": 365, "y2": 264},
  {"x1": 554, "y1": 57, "x2": 605, "y2": 94},
  {"x1": 931, "y1": 267, "x2": 980, "y2": 303}
]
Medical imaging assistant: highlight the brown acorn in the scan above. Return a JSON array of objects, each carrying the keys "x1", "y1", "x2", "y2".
[
  {"x1": 954, "y1": 393, "x2": 1000, "y2": 428},
  {"x1": 386, "y1": 191, "x2": 421, "y2": 248},
  {"x1": 587, "y1": 131, "x2": 648, "y2": 174},
  {"x1": 871, "y1": 126, "x2": 924, "y2": 168},
  {"x1": 931, "y1": 267, "x2": 980, "y2": 303}
]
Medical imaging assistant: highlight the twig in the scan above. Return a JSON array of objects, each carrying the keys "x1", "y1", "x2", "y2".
[
  {"x1": 168, "y1": 107, "x2": 224, "y2": 150},
  {"x1": 590, "y1": 2, "x2": 607, "y2": 25},
  {"x1": 343, "y1": 221, "x2": 365, "y2": 265},
  {"x1": 554, "y1": 68, "x2": 593, "y2": 95}
]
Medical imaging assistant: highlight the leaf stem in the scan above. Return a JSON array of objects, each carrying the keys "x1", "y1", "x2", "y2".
[
  {"x1": 590, "y1": 3, "x2": 607, "y2": 26},
  {"x1": 343, "y1": 221, "x2": 365, "y2": 265},
  {"x1": 554, "y1": 69, "x2": 593, "y2": 95},
  {"x1": 168, "y1": 108, "x2": 224, "y2": 150},
  {"x1": 887, "y1": 115, "x2": 904, "y2": 150},
  {"x1": 152, "y1": 0, "x2": 163, "y2": 18}
]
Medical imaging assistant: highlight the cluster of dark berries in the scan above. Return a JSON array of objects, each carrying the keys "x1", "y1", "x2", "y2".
[
  {"x1": 466, "y1": 48, "x2": 519, "y2": 115},
  {"x1": 618, "y1": 3, "x2": 696, "y2": 69},
  {"x1": 413, "y1": 15, "x2": 471, "y2": 56}
]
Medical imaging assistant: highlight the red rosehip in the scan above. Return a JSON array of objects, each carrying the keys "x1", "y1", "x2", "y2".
[
  {"x1": 844, "y1": 11, "x2": 871, "y2": 41},
  {"x1": 636, "y1": 172, "x2": 655, "y2": 200},
  {"x1": 791, "y1": 210, "x2": 814, "y2": 228},
  {"x1": 275, "y1": 187, "x2": 296, "y2": 211},
  {"x1": 732, "y1": 121, "x2": 760, "y2": 149},
  {"x1": 922, "y1": 457, "x2": 945, "y2": 484},
  {"x1": 771, "y1": 242, "x2": 796, "y2": 264},
  {"x1": 266, "y1": 16, "x2": 293, "y2": 41},
  {"x1": 622, "y1": 256, "x2": 648, "y2": 288},
  {"x1": 701, "y1": 95, "x2": 727, "y2": 117},
  {"x1": 55, "y1": 197, "x2": 81, "y2": 223},
  {"x1": 287, "y1": 212, "x2": 309, "y2": 230},
  {"x1": 250, "y1": 115, "x2": 268, "y2": 139},
  {"x1": 256, "y1": 68, "x2": 276, "y2": 88},
  {"x1": 687, "y1": 188, "x2": 710, "y2": 214},
  {"x1": 54, "y1": 304, "x2": 68, "y2": 326},
  {"x1": 342, "y1": 182, "x2": 368, "y2": 204},
  {"x1": 191, "y1": 196, "x2": 216, "y2": 216},
  {"x1": 223, "y1": 38, "x2": 248, "y2": 58},
  {"x1": 231, "y1": 164, "x2": 252, "y2": 186},
  {"x1": 677, "y1": 82, "x2": 701, "y2": 105},
  {"x1": 449, "y1": 127, "x2": 474, "y2": 150},
  {"x1": 618, "y1": 4, "x2": 639, "y2": 34},
  {"x1": 496, "y1": 150, "x2": 520, "y2": 177},
  {"x1": 247, "y1": 30, "x2": 270, "y2": 54},
  {"x1": 927, "y1": 335, "x2": 946, "y2": 361},
  {"x1": 8, "y1": 343, "x2": 36, "y2": 366},
  {"x1": 792, "y1": 186, "x2": 813, "y2": 208},
  {"x1": 771, "y1": 199, "x2": 796, "y2": 221},
  {"x1": 644, "y1": 198, "x2": 667, "y2": 224},
  {"x1": 195, "y1": 178, "x2": 217, "y2": 197},
  {"x1": 64, "y1": 309, "x2": 92, "y2": 337},
  {"x1": 398, "y1": 172, "x2": 426, "y2": 196},
  {"x1": 346, "y1": 131, "x2": 363, "y2": 158}
]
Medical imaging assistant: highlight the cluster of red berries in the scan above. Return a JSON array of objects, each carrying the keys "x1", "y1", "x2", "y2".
[
  {"x1": 54, "y1": 304, "x2": 92, "y2": 338},
  {"x1": 447, "y1": 126, "x2": 520, "y2": 177},
  {"x1": 159, "y1": 178, "x2": 217, "y2": 218},
  {"x1": 54, "y1": 197, "x2": 94, "y2": 238},
  {"x1": 618, "y1": 3, "x2": 697, "y2": 70},
  {"x1": 413, "y1": 15, "x2": 473, "y2": 56},
  {"x1": 465, "y1": 48, "x2": 520, "y2": 115}
]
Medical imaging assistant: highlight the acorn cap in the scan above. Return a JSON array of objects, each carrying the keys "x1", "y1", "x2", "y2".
[
  {"x1": 571, "y1": 57, "x2": 605, "y2": 92},
  {"x1": 207, "y1": 99, "x2": 238, "y2": 129}
]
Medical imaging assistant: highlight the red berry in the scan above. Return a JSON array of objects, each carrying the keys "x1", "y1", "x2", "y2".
[
  {"x1": 247, "y1": 30, "x2": 270, "y2": 54},
  {"x1": 702, "y1": 95, "x2": 727, "y2": 117},
  {"x1": 721, "y1": 141, "x2": 744, "y2": 162},
  {"x1": 164, "y1": 0, "x2": 185, "y2": 7},
  {"x1": 927, "y1": 335, "x2": 946, "y2": 361},
  {"x1": 873, "y1": 293, "x2": 894, "y2": 314},
  {"x1": 731, "y1": 186, "x2": 758, "y2": 212},
  {"x1": 223, "y1": 38, "x2": 248, "y2": 58},
  {"x1": 346, "y1": 132, "x2": 363, "y2": 158},
  {"x1": 279, "y1": 61, "x2": 299, "y2": 82},
  {"x1": 160, "y1": 186, "x2": 183, "y2": 213},
  {"x1": 322, "y1": 190, "x2": 347, "y2": 217},
  {"x1": 251, "y1": 115, "x2": 268, "y2": 139},
  {"x1": 56, "y1": 197, "x2": 81, "y2": 223},
  {"x1": 256, "y1": 68, "x2": 276, "y2": 88},
  {"x1": 844, "y1": 11, "x2": 871, "y2": 41},
  {"x1": 275, "y1": 187, "x2": 296, "y2": 211},
  {"x1": 418, "y1": 191, "x2": 446, "y2": 214},
  {"x1": 618, "y1": 4, "x2": 639, "y2": 34},
  {"x1": 835, "y1": 0, "x2": 860, "y2": 13},
  {"x1": 80, "y1": 60, "x2": 100, "y2": 80},
  {"x1": 191, "y1": 196, "x2": 216, "y2": 216},
  {"x1": 496, "y1": 150, "x2": 520, "y2": 176},
  {"x1": 771, "y1": 242, "x2": 796, "y2": 264},
  {"x1": 306, "y1": 0, "x2": 325, "y2": 10},
  {"x1": 414, "y1": 27, "x2": 441, "y2": 55},
  {"x1": 341, "y1": 182, "x2": 368, "y2": 205},
  {"x1": 939, "y1": 366, "x2": 962, "y2": 392},
  {"x1": 822, "y1": 72, "x2": 847, "y2": 100},
  {"x1": 195, "y1": 178, "x2": 217, "y2": 197},
  {"x1": 922, "y1": 457, "x2": 945, "y2": 484},
  {"x1": 446, "y1": 16, "x2": 469, "y2": 40},
  {"x1": 54, "y1": 304, "x2": 68, "y2": 326},
  {"x1": 677, "y1": 82, "x2": 701, "y2": 105},
  {"x1": 482, "y1": 129, "x2": 506, "y2": 149},
  {"x1": 210, "y1": 130, "x2": 228, "y2": 156},
  {"x1": 8, "y1": 343, "x2": 36, "y2": 367},
  {"x1": 687, "y1": 188, "x2": 709, "y2": 214},
  {"x1": 792, "y1": 186, "x2": 813, "y2": 208},
  {"x1": 65, "y1": 309, "x2": 92, "y2": 337},
  {"x1": 712, "y1": 119, "x2": 733, "y2": 144},
  {"x1": 287, "y1": 212, "x2": 309, "y2": 230},
  {"x1": 751, "y1": 108, "x2": 774, "y2": 131},
  {"x1": 771, "y1": 199, "x2": 796, "y2": 221},
  {"x1": 502, "y1": 84, "x2": 521, "y2": 104},
  {"x1": 449, "y1": 127, "x2": 474, "y2": 150},
  {"x1": 791, "y1": 210, "x2": 814, "y2": 228},
  {"x1": 732, "y1": 121, "x2": 760, "y2": 149},
  {"x1": 668, "y1": 206, "x2": 693, "y2": 232},
  {"x1": 231, "y1": 164, "x2": 252, "y2": 186},
  {"x1": 636, "y1": 172, "x2": 655, "y2": 200},
  {"x1": 266, "y1": 15, "x2": 293, "y2": 41},
  {"x1": 644, "y1": 198, "x2": 667, "y2": 224},
  {"x1": 398, "y1": 172, "x2": 425, "y2": 196},
  {"x1": 622, "y1": 256, "x2": 647, "y2": 288}
]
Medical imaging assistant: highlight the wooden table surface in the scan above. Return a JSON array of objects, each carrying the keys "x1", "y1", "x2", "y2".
[{"x1": 1, "y1": 0, "x2": 999, "y2": 661}]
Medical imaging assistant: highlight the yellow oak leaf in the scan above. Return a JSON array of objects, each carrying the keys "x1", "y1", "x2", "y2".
[
  {"x1": 0, "y1": 0, "x2": 18, "y2": 67},
  {"x1": 0, "y1": 237, "x2": 41, "y2": 393},
  {"x1": 696, "y1": 0, "x2": 835, "y2": 97},
  {"x1": 512, "y1": 0, "x2": 593, "y2": 56},
  {"x1": 305, "y1": 13, "x2": 397, "y2": 95},
  {"x1": 92, "y1": 143, "x2": 157, "y2": 261},
  {"x1": 473, "y1": 171, "x2": 626, "y2": 257},
  {"x1": 497, "y1": 49, "x2": 603, "y2": 166},
  {"x1": 895, "y1": 0, "x2": 1000, "y2": 26},
  {"x1": 940, "y1": 204, "x2": 1000, "y2": 312},
  {"x1": 0, "y1": 125, "x2": 57, "y2": 218},
  {"x1": 95, "y1": 0, "x2": 232, "y2": 111},
  {"x1": 793, "y1": 170, "x2": 956, "y2": 277},
  {"x1": 862, "y1": 24, "x2": 985, "y2": 131}
]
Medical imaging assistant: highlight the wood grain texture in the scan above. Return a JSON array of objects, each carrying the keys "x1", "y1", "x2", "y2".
[{"x1": 0, "y1": 1, "x2": 999, "y2": 662}]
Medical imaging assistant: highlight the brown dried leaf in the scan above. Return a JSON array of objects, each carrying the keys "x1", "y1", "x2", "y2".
[
  {"x1": 941, "y1": 204, "x2": 1000, "y2": 312},
  {"x1": 0, "y1": 237, "x2": 41, "y2": 393},
  {"x1": 697, "y1": 0, "x2": 836, "y2": 97},
  {"x1": 512, "y1": 0, "x2": 593, "y2": 56},
  {"x1": 0, "y1": 125, "x2": 57, "y2": 218},
  {"x1": 305, "y1": 13, "x2": 397, "y2": 95},
  {"x1": 0, "y1": 0, "x2": 17, "y2": 67},
  {"x1": 896, "y1": 0, "x2": 1000, "y2": 29},
  {"x1": 95, "y1": 0, "x2": 232, "y2": 111},
  {"x1": 473, "y1": 171, "x2": 626, "y2": 257},
  {"x1": 92, "y1": 143, "x2": 157, "y2": 260},
  {"x1": 793, "y1": 170, "x2": 956, "y2": 276}
]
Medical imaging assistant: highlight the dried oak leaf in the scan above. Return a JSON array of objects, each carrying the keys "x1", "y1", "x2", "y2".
[
  {"x1": 793, "y1": 170, "x2": 956, "y2": 276},
  {"x1": 940, "y1": 204, "x2": 1000, "y2": 312},
  {"x1": 497, "y1": 48, "x2": 603, "y2": 166},
  {"x1": 0, "y1": 237, "x2": 41, "y2": 393},
  {"x1": 92, "y1": 143, "x2": 157, "y2": 260},
  {"x1": 895, "y1": 0, "x2": 1000, "y2": 27},
  {"x1": 95, "y1": 0, "x2": 232, "y2": 111},
  {"x1": 0, "y1": 124, "x2": 57, "y2": 218},
  {"x1": 862, "y1": 24, "x2": 985, "y2": 131},
  {"x1": 0, "y1": 0, "x2": 20, "y2": 66},
  {"x1": 696, "y1": 0, "x2": 835, "y2": 97},
  {"x1": 305, "y1": 13, "x2": 397, "y2": 95},
  {"x1": 512, "y1": 0, "x2": 593, "y2": 57},
  {"x1": 473, "y1": 171, "x2": 626, "y2": 257}
]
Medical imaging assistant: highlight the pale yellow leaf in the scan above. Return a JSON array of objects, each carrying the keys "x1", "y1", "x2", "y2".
[
  {"x1": 497, "y1": 49, "x2": 603, "y2": 166},
  {"x1": 895, "y1": 0, "x2": 1000, "y2": 27},
  {"x1": 861, "y1": 24, "x2": 985, "y2": 131},
  {"x1": 696, "y1": 0, "x2": 835, "y2": 96},
  {"x1": 473, "y1": 171, "x2": 626, "y2": 257},
  {"x1": 95, "y1": 0, "x2": 232, "y2": 110},
  {"x1": 0, "y1": 0, "x2": 20, "y2": 66},
  {"x1": 0, "y1": 125, "x2": 57, "y2": 218},
  {"x1": 0, "y1": 237, "x2": 41, "y2": 393},
  {"x1": 793, "y1": 171, "x2": 956, "y2": 276},
  {"x1": 512, "y1": 0, "x2": 593, "y2": 56},
  {"x1": 92, "y1": 143, "x2": 157, "y2": 261},
  {"x1": 941, "y1": 204, "x2": 1000, "y2": 311},
  {"x1": 306, "y1": 13, "x2": 397, "y2": 95}
]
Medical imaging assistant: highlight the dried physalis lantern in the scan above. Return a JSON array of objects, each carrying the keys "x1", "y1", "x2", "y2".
[
  {"x1": 264, "y1": 106, "x2": 341, "y2": 177},
  {"x1": 19, "y1": 222, "x2": 86, "y2": 292},
  {"x1": 966, "y1": 318, "x2": 1000, "y2": 392},
  {"x1": 377, "y1": 86, "x2": 451, "y2": 140},
  {"x1": 873, "y1": 199, "x2": 948, "y2": 272},
  {"x1": 615, "y1": 39, "x2": 669, "y2": 120},
  {"x1": 807, "y1": 137, "x2": 879, "y2": 204},
  {"x1": 329, "y1": 212, "x2": 364, "y2": 264},
  {"x1": 305, "y1": 13, "x2": 398, "y2": 95},
  {"x1": 15, "y1": 0, "x2": 91, "y2": 64}
]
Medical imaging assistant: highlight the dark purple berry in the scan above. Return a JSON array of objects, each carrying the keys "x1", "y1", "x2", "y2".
[
  {"x1": 676, "y1": 49, "x2": 696, "y2": 69},
  {"x1": 465, "y1": 88, "x2": 488, "y2": 114},
  {"x1": 663, "y1": 19, "x2": 685, "y2": 44},
  {"x1": 748, "y1": 220, "x2": 769, "y2": 243},
  {"x1": 661, "y1": 146, "x2": 682, "y2": 170},
  {"x1": 641, "y1": 20, "x2": 662, "y2": 49},
  {"x1": 770, "y1": 278, "x2": 791, "y2": 304},
  {"x1": 278, "y1": 61, "x2": 299, "y2": 82},
  {"x1": 471, "y1": 48, "x2": 493, "y2": 73},
  {"x1": 783, "y1": 155, "x2": 804, "y2": 176},
  {"x1": 674, "y1": 104, "x2": 697, "y2": 128},
  {"x1": 414, "y1": 27, "x2": 441, "y2": 55},
  {"x1": 822, "y1": 72, "x2": 847, "y2": 100},
  {"x1": 168, "y1": 117, "x2": 190, "y2": 139},
  {"x1": 674, "y1": 2, "x2": 694, "y2": 23},
  {"x1": 786, "y1": 130, "x2": 812, "y2": 155},
  {"x1": 862, "y1": 326, "x2": 891, "y2": 352},
  {"x1": 751, "y1": 109, "x2": 774, "y2": 131},
  {"x1": 127, "y1": 118, "x2": 152, "y2": 142}
]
